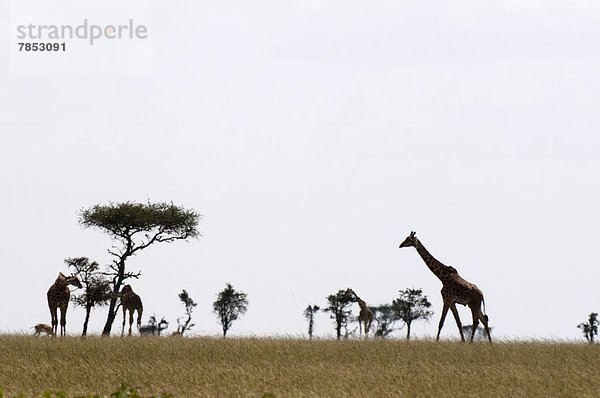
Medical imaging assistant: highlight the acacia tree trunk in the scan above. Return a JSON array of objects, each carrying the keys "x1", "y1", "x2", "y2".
[
  {"x1": 102, "y1": 258, "x2": 127, "y2": 335},
  {"x1": 102, "y1": 296, "x2": 118, "y2": 335},
  {"x1": 102, "y1": 279, "x2": 124, "y2": 335},
  {"x1": 180, "y1": 315, "x2": 192, "y2": 336},
  {"x1": 82, "y1": 304, "x2": 92, "y2": 336},
  {"x1": 406, "y1": 321, "x2": 412, "y2": 340}
]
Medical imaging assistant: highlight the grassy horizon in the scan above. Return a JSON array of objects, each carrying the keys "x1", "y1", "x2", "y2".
[{"x1": 1, "y1": 335, "x2": 599, "y2": 397}]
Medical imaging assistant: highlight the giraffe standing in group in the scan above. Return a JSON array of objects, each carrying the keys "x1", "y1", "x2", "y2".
[
  {"x1": 120, "y1": 284, "x2": 143, "y2": 336},
  {"x1": 347, "y1": 288, "x2": 374, "y2": 338},
  {"x1": 399, "y1": 231, "x2": 492, "y2": 342},
  {"x1": 47, "y1": 272, "x2": 82, "y2": 336}
]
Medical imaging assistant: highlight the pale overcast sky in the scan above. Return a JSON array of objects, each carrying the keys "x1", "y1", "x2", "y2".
[{"x1": 1, "y1": 1, "x2": 599, "y2": 339}]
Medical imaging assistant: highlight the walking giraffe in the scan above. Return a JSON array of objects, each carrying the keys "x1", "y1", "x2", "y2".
[
  {"x1": 47, "y1": 272, "x2": 82, "y2": 336},
  {"x1": 399, "y1": 231, "x2": 491, "y2": 342},
  {"x1": 347, "y1": 288, "x2": 373, "y2": 338},
  {"x1": 120, "y1": 284, "x2": 143, "y2": 336}
]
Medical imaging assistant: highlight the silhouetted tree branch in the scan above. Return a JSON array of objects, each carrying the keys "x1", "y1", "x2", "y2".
[{"x1": 176, "y1": 289, "x2": 197, "y2": 336}]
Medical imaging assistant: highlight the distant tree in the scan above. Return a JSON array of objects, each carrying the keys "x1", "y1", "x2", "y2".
[
  {"x1": 323, "y1": 289, "x2": 355, "y2": 340},
  {"x1": 139, "y1": 314, "x2": 169, "y2": 336},
  {"x1": 372, "y1": 304, "x2": 399, "y2": 338},
  {"x1": 303, "y1": 304, "x2": 320, "y2": 339},
  {"x1": 66, "y1": 257, "x2": 112, "y2": 336},
  {"x1": 79, "y1": 201, "x2": 201, "y2": 335},
  {"x1": 462, "y1": 324, "x2": 494, "y2": 341},
  {"x1": 176, "y1": 289, "x2": 197, "y2": 336},
  {"x1": 213, "y1": 283, "x2": 248, "y2": 337},
  {"x1": 578, "y1": 312, "x2": 598, "y2": 343},
  {"x1": 392, "y1": 288, "x2": 433, "y2": 340}
]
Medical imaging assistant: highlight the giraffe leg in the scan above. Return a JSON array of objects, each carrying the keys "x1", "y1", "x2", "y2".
[
  {"x1": 128, "y1": 310, "x2": 134, "y2": 336},
  {"x1": 358, "y1": 319, "x2": 362, "y2": 338},
  {"x1": 479, "y1": 312, "x2": 492, "y2": 342},
  {"x1": 449, "y1": 304, "x2": 465, "y2": 342},
  {"x1": 50, "y1": 307, "x2": 58, "y2": 336},
  {"x1": 436, "y1": 304, "x2": 450, "y2": 341},
  {"x1": 469, "y1": 305, "x2": 480, "y2": 342},
  {"x1": 59, "y1": 306, "x2": 67, "y2": 337},
  {"x1": 137, "y1": 309, "x2": 143, "y2": 333},
  {"x1": 122, "y1": 308, "x2": 127, "y2": 337}
]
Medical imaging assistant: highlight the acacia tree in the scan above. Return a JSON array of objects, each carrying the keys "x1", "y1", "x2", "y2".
[
  {"x1": 392, "y1": 288, "x2": 433, "y2": 340},
  {"x1": 79, "y1": 201, "x2": 200, "y2": 335},
  {"x1": 323, "y1": 289, "x2": 355, "y2": 340},
  {"x1": 578, "y1": 312, "x2": 599, "y2": 343},
  {"x1": 303, "y1": 304, "x2": 320, "y2": 339},
  {"x1": 213, "y1": 283, "x2": 248, "y2": 337},
  {"x1": 66, "y1": 257, "x2": 112, "y2": 336},
  {"x1": 176, "y1": 289, "x2": 197, "y2": 336},
  {"x1": 372, "y1": 304, "x2": 399, "y2": 338}
]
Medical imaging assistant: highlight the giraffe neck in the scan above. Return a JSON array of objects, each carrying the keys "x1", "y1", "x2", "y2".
[
  {"x1": 357, "y1": 299, "x2": 367, "y2": 310},
  {"x1": 414, "y1": 239, "x2": 453, "y2": 282},
  {"x1": 352, "y1": 293, "x2": 367, "y2": 309}
]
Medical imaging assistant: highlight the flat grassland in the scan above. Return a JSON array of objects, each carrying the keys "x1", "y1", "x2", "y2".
[{"x1": 0, "y1": 335, "x2": 598, "y2": 397}]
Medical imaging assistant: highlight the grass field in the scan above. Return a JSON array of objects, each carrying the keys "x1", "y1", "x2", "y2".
[{"x1": 0, "y1": 335, "x2": 599, "y2": 397}]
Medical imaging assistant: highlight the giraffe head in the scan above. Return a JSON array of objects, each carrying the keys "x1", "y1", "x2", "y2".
[
  {"x1": 399, "y1": 231, "x2": 418, "y2": 248},
  {"x1": 121, "y1": 284, "x2": 133, "y2": 295},
  {"x1": 65, "y1": 273, "x2": 82, "y2": 288},
  {"x1": 346, "y1": 288, "x2": 356, "y2": 300}
]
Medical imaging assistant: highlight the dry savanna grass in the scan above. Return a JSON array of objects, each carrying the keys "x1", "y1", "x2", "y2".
[{"x1": 0, "y1": 335, "x2": 599, "y2": 397}]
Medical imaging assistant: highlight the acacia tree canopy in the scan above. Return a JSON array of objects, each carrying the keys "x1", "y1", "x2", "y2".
[
  {"x1": 79, "y1": 201, "x2": 200, "y2": 249},
  {"x1": 79, "y1": 201, "x2": 201, "y2": 335}
]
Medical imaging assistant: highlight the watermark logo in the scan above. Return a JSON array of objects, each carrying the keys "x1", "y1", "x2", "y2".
[
  {"x1": 10, "y1": 0, "x2": 152, "y2": 74},
  {"x1": 16, "y1": 19, "x2": 148, "y2": 46}
]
